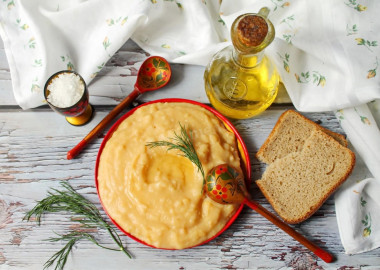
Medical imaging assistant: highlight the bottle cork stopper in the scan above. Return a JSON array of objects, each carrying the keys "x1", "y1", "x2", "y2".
[{"x1": 237, "y1": 15, "x2": 268, "y2": 47}]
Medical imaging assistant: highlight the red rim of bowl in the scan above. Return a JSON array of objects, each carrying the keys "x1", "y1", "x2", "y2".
[{"x1": 95, "y1": 98, "x2": 251, "y2": 250}]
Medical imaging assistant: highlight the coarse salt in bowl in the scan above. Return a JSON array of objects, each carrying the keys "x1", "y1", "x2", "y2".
[
  {"x1": 44, "y1": 71, "x2": 93, "y2": 125},
  {"x1": 46, "y1": 72, "x2": 85, "y2": 108}
]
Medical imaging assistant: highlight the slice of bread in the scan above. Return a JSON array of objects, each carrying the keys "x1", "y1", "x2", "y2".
[
  {"x1": 256, "y1": 110, "x2": 347, "y2": 164},
  {"x1": 256, "y1": 129, "x2": 355, "y2": 224}
]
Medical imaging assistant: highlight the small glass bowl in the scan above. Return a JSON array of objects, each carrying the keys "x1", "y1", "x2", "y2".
[{"x1": 44, "y1": 70, "x2": 94, "y2": 126}]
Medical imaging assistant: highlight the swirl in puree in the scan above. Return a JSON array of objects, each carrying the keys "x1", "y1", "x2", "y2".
[{"x1": 97, "y1": 102, "x2": 243, "y2": 249}]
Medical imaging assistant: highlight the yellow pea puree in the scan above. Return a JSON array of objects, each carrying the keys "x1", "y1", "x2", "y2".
[{"x1": 97, "y1": 102, "x2": 242, "y2": 249}]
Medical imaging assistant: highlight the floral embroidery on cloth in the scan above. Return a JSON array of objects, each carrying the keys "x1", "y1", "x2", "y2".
[{"x1": 1, "y1": 0, "x2": 380, "y2": 255}]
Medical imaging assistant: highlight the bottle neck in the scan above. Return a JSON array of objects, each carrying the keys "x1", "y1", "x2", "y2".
[
  {"x1": 232, "y1": 48, "x2": 264, "y2": 68},
  {"x1": 229, "y1": 8, "x2": 275, "y2": 68}
]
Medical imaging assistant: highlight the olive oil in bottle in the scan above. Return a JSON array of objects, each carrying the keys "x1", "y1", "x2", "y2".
[{"x1": 204, "y1": 7, "x2": 279, "y2": 119}]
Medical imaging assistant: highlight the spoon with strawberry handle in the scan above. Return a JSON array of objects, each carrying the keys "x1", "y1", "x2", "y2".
[
  {"x1": 67, "y1": 56, "x2": 171, "y2": 160},
  {"x1": 206, "y1": 164, "x2": 334, "y2": 263}
]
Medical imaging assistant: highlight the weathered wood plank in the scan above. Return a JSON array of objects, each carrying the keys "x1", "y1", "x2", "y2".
[
  {"x1": 1, "y1": 107, "x2": 378, "y2": 270},
  {"x1": 1, "y1": 35, "x2": 377, "y2": 270},
  {"x1": 0, "y1": 39, "x2": 210, "y2": 107},
  {"x1": 0, "y1": 39, "x2": 290, "y2": 108}
]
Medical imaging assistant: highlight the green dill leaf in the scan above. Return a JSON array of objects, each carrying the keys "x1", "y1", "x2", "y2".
[
  {"x1": 147, "y1": 123, "x2": 205, "y2": 190},
  {"x1": 43, "y1": 235, "x2": 80, "y2": 270},
  {"x1": 24, "y1": 182, "x2": 132, "y2": 270}
]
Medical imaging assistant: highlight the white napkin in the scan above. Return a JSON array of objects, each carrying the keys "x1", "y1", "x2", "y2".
[
  {"x1": 334, "y1": 101, "x2": 380, "y2": 254},
  {"x1": 1, "y1": 0, "x2": 380, "y2": 254}
]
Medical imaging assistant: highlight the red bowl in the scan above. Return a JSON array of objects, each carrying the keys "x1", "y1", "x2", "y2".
[{"x1": 95, "y1": 98, "x2": 251, "y2": 249}]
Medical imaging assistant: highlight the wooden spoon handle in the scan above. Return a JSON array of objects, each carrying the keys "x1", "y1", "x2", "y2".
[
  {"x1": 244, "y1": 198, "x2": 334, "y2": 263},
  {"x1": 67, "y1": 87, "x2": 141, "y2": 159}
]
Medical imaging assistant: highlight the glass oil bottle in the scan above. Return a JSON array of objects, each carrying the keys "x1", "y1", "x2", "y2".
[{"x1": 204, "y1": 7, "x2": 279, "y2": 119}]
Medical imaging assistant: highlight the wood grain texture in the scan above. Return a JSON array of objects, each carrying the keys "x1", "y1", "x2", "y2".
[
  {"x1": 1, "y1": 38, "x2": 379, "y2": 270},
  {"x1": 0, "y1": 38, "x2": 289, "y2": 108},
  {"x1": 0, "y1": 108, "x2": 378, "y2": 270},
  {"x1": 0, "y1": 38, "x2": 209, "y2": 107}
]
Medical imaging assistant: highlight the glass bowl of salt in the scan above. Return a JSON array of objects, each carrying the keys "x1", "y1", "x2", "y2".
[{"x1": 44, "y1": 70, "x2": 93, "y2": 126}]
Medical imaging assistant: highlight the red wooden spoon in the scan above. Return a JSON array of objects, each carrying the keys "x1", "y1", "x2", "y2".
[
  {"x1": 206, "y1": 164, "x2": 334, "y2": 263},
  {"x1": 67, "y1": 56, "x2": 171, "y2": 159}
]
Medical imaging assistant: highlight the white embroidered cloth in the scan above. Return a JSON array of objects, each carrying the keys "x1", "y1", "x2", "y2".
[
  {"x1": 1, "y1": 0, "x2": 380, "y2": 254},
  {"x1": 334, "y1": 102, "x2": 380, "y2": 254}
]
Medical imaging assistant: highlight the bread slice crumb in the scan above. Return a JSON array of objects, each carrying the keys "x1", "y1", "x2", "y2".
[
  {"x1": 256, "y1": 110, "x2": 347, "y2": 164},
  {"x1": 256, "y1": 129, "x2": 355, "y2": 224}
]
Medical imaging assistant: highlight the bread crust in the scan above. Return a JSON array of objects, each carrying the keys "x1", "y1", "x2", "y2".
[
  {"x1": 256, "y1": 110, "x2": 348, "y2": 164},
  {"x1": 256, "y1": 119, "x2": 355, "y2": 224},
  {"x1": 258, "y1": 147, "x2": 355, "y2": 224}
]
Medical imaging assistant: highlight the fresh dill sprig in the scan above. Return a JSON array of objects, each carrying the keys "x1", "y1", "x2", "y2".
[
  {"x1": 146, "y1": 123, "x2": 205, "y2": 186},
  {"x1": 43, "y1": 232, "x2": 88, "y2": 270},
  {"x1": 24, "y1": 182, "x2": 131, "y2": 270}
]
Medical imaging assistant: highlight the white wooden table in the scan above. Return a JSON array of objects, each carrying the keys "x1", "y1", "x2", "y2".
[{"x1": 1, "y1": 39, "x2": 379, "y2": 270}]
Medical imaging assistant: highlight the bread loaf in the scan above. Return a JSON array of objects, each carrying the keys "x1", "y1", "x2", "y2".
[
  {"x1": 256, "y1": 129, "x2": 355, "y2": 224},
  {"x1": 256, "y1": 110, "x2": 347, "y2": 164}
]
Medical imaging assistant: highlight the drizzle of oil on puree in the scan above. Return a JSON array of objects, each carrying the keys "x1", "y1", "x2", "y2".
[{"x1": 97, "y1": 102, "x2": 243, "y2": 249}]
